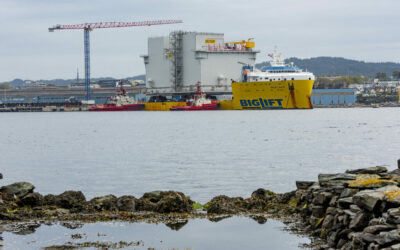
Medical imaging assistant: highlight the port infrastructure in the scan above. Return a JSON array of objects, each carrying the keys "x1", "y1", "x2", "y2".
[{"x1": 49, "y1": 20, "x2": 183, "y2": 101}]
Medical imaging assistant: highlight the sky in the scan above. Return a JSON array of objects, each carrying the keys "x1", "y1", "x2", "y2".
[{"x1": 1, "y1": 0, "x2": 400, "y2": 82}]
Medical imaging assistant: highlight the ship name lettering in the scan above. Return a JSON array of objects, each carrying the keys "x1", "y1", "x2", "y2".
[{"x1": 240, "y1": 98, "x2": 283, "y2": 109}]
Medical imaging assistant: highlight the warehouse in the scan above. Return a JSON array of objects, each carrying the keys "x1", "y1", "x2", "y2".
[{"x1": 311, "y1": 89, "x2": 357, "y2": 106}]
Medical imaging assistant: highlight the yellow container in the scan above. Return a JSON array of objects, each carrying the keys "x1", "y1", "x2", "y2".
[
  {"x1": 144, "y1": 102, "x2": 186, "y2": 111},
  {"x1": 218, "y1": 100, "x2": 234, "y2": 110}
]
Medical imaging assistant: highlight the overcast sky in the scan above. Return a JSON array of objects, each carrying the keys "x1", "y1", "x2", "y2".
[{"x1": 1, "y1": 0, "x2": 399, "y2": 82}]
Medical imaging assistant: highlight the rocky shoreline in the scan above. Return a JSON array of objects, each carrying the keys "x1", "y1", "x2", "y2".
[{"x1": 2, "y1": 165, "x2": 400, "y2": 249}]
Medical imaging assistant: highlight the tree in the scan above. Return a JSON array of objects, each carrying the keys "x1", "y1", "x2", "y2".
[
  {"x1": 392, "y1": 70, "x2": 400, "y2": 80},
  {"x1": 375, "y1": 72, "x2": 387, "y2": 80},
  {"x1": 0, "y1": 82, "x2": 11, "y2": 89}
]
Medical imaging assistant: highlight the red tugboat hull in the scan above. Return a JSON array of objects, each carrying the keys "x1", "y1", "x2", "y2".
[
  {"x1": 170, "y1": 103, "x2": 219, "y2": 111},
  {"x1": 89, "y1": 104, "x2": 145, "y2": 111}
]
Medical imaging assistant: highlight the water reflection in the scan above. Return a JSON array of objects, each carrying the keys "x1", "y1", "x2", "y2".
[{"x1": 2, "y1": 216, "x2": 310, "y2": 249}]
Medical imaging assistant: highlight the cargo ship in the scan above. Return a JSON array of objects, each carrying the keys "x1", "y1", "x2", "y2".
[
  {"x1": 89, "y1": 86, "x2": 145, "y2": 111},
  {"x1": 230, "y1": 49, "x2": 315, "y2": 110}
]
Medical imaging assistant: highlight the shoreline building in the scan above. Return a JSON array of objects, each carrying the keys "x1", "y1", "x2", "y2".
[{"x1": 141, "y1": 31, "x2": 259, "y2": 97}]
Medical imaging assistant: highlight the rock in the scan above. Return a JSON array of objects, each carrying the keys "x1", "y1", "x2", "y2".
[
  {"x1": 207, "y1": 195, "x2": 244, "y2": 214},
  {"x1": 322, "y1": 214, "x2": 335, "y2": 230},
  {"x1": 326, "y1": 207, "x2": 336, "y2": 215},
  {"x1": 0, "y1": 173, "x2": 2, "y2": 179},
  {"x1": 350, "y1": 204, "x2": 362, "y2": 213},
  {"x1": 369, "y1": 218, "x2": 386, "y2": 226},
  {"x1": 135, "y1": 198, "x2": 157, "y2": 211},
  {"x1": 251, "y1": 188, "x2": 275, "y2": 200},
  {"x1": 363, "y1": 225, "x2": 396, "y2": 234},
  {"x1": 296, "y1": 181, "x2": 315, "y2": 190},
  {"x1": 0, "y1": 182, "x2": 35, "y2": 199},
  {"x1": 311, "y1": 205, "x2": 325, "y2": 218},
  {"x1": 90, "y1": 195, "x2": 117, "y2": 211},
  {"x1": 340, "y1": 188, "x2": 359, "y2": 198},
  {"x1": 273, "y1": 191, "x2": 295, "y2": 204},
  {"x1": 327, "y1": 230, "x2": 339, "y2": 247},
  {"x1": 19, "y1": 192, "x2": 43, "y2": 207},
  {"x1": 313, "y1": 192, "x2": 333, "y2": 206},
  {"x1": 329, "y1": 196, "x2": 339, "y2": 207},
  {"x1": 338, "y1": 197, "x2": 353, "y2": 209},
  {"x1": 343, "y1": 209, "x2": 356, "y2": 217},
  {"x1": 318, "y1": 173, "x2": 356, "y2": 185},
  {"x1": 154, "y1": 191, "x2": 192, "y2": 213},
  {"x1": 353, "y1": 189, "x2": 385, "y2": 212},
  {"x1": 349, "y1": 212, "x2": 372, "y2": 230},
  {"x1": 308, "y1": 182, "x2": 321, "y2": 191},
  {"x1": 141, "y1": 191, "x2": 163, "y2": 203},
  {"x1": 376, "y1": 230, "x2": 400, "y2": 245},
  {"x1": 389, "y1": 243, "x2": 400, "y2": 250},
  {"x1": 381, "y1": 185, "x2": 400, "y2": 205},
  {"x1": 350, "y1": 233, "x2": 367, "y2": 249},
  {"x1": 244, "y1": 198, "x2": 269, "y2": 211},
  {"x1": 386, "y1": 208, "x2": 400, "y2": 224},
  {"x1": 55, "y1": 191, "x2": 86, "y2": 210},
  {"x1": 367, "y1": 242, "x2": 380, "y2": 250},
  {"x1": 337, "y1": 238, "x2": 347, "y2": 249},
  {"x1": 137, "y1": 191, "x2": 192, "y2": 213},
  {"x1": 341, "y1": 241, "x2": 353, "y2": 250},
  {"x1": 349, "y1": 174, "x2": 397, "y2": 188},
  {"x1": 43, "y1": 194, "x2": 57, "y2": 206},
  {"x1": 116, "y1": 195, "x2": 136, "y2": 212},
  {"x1": 346, "y1": 166, "x2": 388, "y2": 175},
  {"x1": 338, "y1": 228, "x2": 352, "y2": 240}
]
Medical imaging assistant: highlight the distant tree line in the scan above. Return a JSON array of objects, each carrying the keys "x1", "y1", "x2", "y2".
[
  {"x1": 314, "y1": 76, "x2": 369, "y2": 89},
  {"x1": 0, "y1": 82, "x2": 11, "y2": 89},
  {"x1": 256, "y1": 57, "x2": 400, "y2": 78}
]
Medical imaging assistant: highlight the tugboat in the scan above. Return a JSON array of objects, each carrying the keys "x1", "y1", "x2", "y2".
[
  {"x1": 170, "y1": 82, "x2": 219, "y2": 111},
  {"x1": 89, "y1": 85, "x2": 145, "y2": 111}
]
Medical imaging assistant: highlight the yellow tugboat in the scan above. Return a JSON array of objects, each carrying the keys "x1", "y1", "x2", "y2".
[{"x1": 230, "y1": 48, "x2": 315, "y2": 109}]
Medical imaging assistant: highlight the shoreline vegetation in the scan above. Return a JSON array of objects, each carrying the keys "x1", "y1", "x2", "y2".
[{"x1": 2, "y1": 164, "x2": 400, "y2": 249}]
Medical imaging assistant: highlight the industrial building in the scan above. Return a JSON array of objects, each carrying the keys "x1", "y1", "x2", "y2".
[
  {"x1": 142, "y1": 31, "x2": 259, "y2": 96},
  {"x1": 311, "y1": 89, "x2": 357, "y2": 106}
]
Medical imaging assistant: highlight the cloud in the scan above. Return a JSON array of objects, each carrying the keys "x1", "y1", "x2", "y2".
[{"x1": 1, "y1": 0, "x2": 400, "y2": 81}]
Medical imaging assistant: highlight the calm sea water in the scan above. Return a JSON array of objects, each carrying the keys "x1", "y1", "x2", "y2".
[
  {"x1": 1, "y1": 108, "x2": 400, "y2": 249},
  {"x1": 1, "y1": 108, "x2": 400, "y2": 202},
  {"x1": 2, "y1": 217, "x2": 309, "y2": 249}
]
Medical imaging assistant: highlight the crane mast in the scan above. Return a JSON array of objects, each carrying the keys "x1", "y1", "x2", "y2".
[{"x1": 49, "y1": 20, "x2": 183, "y2": 101}]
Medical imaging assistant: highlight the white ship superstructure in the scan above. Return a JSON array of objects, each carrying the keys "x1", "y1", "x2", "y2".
[{"x1": 244, "y1": 48, "x2": 315, "y2": 83}]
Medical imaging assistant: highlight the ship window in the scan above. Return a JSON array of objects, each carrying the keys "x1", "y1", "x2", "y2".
[
  {"x1": 270, "y1": 79, "x2": 272, "y2": 81},
  {"x1": 291, "y1": 78, "x2": 294, "y2": 80}
]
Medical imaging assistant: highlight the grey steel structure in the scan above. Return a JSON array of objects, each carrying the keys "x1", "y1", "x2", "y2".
[{"x1": 142, "y1": 31, "x2": 259, "y2": 96}]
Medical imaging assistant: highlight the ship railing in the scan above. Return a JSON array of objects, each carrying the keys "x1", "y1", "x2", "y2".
[{"x1": 203, "y1": 44, "x2": 250, "y2": 52}]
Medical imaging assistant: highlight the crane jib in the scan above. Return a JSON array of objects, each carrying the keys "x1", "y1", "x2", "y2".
[
  {"x1": 49, "y1": 20, "x2": 183, "y2": 30},
  {"x1": 48, "y1": 19, "x2": 182, "y2": 101}
]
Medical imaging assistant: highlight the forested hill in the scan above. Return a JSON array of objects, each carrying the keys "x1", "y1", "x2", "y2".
[{"x1": 255, "y1": 57, "x2": 400, "y2": 78}]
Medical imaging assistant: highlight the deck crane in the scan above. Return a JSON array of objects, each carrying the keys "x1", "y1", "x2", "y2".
[{"x1": 49, "y1": 20, "x2": 183, "y2": 101}]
